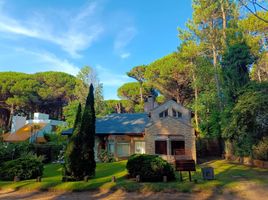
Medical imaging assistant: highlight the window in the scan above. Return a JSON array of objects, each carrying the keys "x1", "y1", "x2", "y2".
[
  {"x1": 159, "y1": 109, "x2": 168, "y2": 118},
  {"x1": 172, "y1": 109, "x2": 182, "y2": 118},
  {"x1": 108, "y1": 142, "x2": 115, "y2": 154},
  {"x1": 135, "y1": 141, "x2": 145, "y2": 154},
  {"x1": 117, "y1": 143, "x2": 130, "y2": 157},
  {"x1": 155, "y1": 141, "x2": 167, "y2": 155},
  {"x1": 171, "y1": 141, "x2": 185, "y2": 155}
]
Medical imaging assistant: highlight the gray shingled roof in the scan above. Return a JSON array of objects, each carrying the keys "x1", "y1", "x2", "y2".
[{"x1": 62, "y1": 113, "x2": 149, "y2": 135}]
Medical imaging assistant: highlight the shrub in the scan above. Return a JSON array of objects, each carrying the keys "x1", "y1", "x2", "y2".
[
  {"x1": 0, "y1": 153, "x2": 44, "y2": 181},
  {"x1": 253, "y1": 137, "x2": 268, "y2": 161},
  {"x1": 32, "y1": 144, "x2": 63, "y2": 163},
  {"x1": 126, "y1": 154, "x2": 175, "y2": 182},
  {"x1": 98, "y1": 149, "x2": 115, "y2": 163},
  {"x1": 0, "y1": 142, "x2": 33, "y2": 164}
]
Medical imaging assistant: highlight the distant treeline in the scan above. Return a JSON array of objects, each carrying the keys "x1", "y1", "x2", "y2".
[{"x1": 0, "y1": 71, "x2": 77, "y2": 129}]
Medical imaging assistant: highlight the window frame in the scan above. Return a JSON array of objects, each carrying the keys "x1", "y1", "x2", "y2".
[
  {"x1": 134, "y1": 141, "x2": 146, "y2": 154},
  {"x1": 155, "y1": 140, "x2": 167, "y2": 155},
  {"x1": 117, "y1": 142, "x2": 130, "y2": 157}
]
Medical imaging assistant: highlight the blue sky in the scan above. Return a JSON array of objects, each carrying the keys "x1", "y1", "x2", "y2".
[{"x1": 0, "y1": 0, "x2": 192, "y2": 99}]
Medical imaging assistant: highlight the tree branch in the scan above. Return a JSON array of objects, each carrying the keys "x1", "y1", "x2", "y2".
[{"x1": 239, "y1": 0, "x2": 268, "y2": 23}]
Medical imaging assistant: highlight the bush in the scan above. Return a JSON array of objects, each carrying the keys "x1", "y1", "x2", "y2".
[
  {"x1": 98, "y1": 149, "x2": 115, "y2": 163},
  {"x1": 0, "y1": 142, "x2": 33, "y2": 164},
  {"x1": 0, "y1": 153, "x2": 44, "y2": 181},
  {"x1": 253, "y1": 137, "x2": 268, "y2": 161},
  {"x1": 126, "y1": 154, "x2": 175, "y2": 182},
  {"x1": 32, "y1": 144, "x2": 63, "y2": 163}
]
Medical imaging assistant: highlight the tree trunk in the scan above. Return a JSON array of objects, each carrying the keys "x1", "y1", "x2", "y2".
[
  {"x1": 221, "y1": 0, "x2": 227, "y2": 43},
  {"x1": 212, "y1": 43, "x2": 223, "y2": 111},
  {"x1": 8, "y1": 104, "x2": 14, "y2": 131},
  {"x1": 192, "y1": 72, "x2": 199, "y2": 131},
  {"x1": 257, "y1": 69, "x2": 262, "y2": 82},
  {"x1": 139, "y1": 82, "x2": 143, "y2": 103}
]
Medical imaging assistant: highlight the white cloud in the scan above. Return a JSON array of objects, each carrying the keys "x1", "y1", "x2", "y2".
[
  {"x1": 96, "y1": 65, "x2": 132, "y2": 87},
  {"x1": 114, "y1": 26, "x2": 137, "y2": 59},
  {"x1": 0, "y1": 1, "x2": 103, "y2": 58},
  {"x1": 15, "y1": 48, "x2": 80, "y2": 75},
  {"x1": 120, "y1": 52, "x2": 131, "y2": 59}
]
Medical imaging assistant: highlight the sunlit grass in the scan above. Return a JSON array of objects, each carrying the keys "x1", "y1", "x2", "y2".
[{"x1": 0, "y1": 159, "x2": 267, "y2": 192}]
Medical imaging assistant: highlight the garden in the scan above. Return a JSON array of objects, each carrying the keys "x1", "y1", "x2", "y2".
[{"x1": 0, "y1": 157, "x2": 267, "y2": 193}]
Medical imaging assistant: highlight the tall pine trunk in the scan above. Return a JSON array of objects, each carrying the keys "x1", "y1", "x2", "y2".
[{"x1": 192, "y1": 72, "x2": 199, "y2": 131}]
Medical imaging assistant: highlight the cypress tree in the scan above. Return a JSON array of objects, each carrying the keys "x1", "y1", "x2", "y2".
[
  {"x1": 80, "y1": 84, "x2": 96, "y2": 177},
  {"x1": 64, "y1": 103, "x2": 84, "y2": 180}
]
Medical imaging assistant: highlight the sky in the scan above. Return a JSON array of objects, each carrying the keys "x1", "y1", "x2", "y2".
[{"x1": 0, "y1": 0, "x2": 193, "y2": 100}]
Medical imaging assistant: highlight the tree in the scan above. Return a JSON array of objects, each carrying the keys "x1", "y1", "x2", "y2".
[
  {"x1": 144, "y1": 53, "x2": 193, "y2": 105},
  {"x1": 0, "y1": 71, "x2": 76, "y2": 130},
  {"x1": 223, "y1": 82, "x2": 268, "y2": 156},
  {"x1": 63, "y1": 66, "x2": 104, "y2": 127},
  {"x1": 238, "y1": 0, "x2": 268, "y2": 23},
  {"x1": 221, "y1": 41, "x2": 254, "y2": 102},
  {"x1": 64, "y1": 103, "x2": 83, "y2": 179},
  {"x1": 127, "y1": 65, "x2": 146, "y2": 103},
  {"x1": 250, "y1": 52, "x2": 268, "y2": 82},
  {"x1": 117, "y1": 82, "x2": 155, "y2": 104},
  {"x1": 80, "y1": 84, "x2": 96, "y2": 177}
]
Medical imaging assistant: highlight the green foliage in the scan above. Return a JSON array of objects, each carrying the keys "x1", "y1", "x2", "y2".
[
  {"x1": 64, "y1": 103, "x2": 84, "y2": 179},
  {"x1": 0, "y1": 142, "x2": 33, "y2": 164},
  {"x1": 0, "y1": 71, "x2": 76, "y2": 129},
  {"x1": 80, "y1": 84, "x2": 96, "y2": 177},
  {"x1": 252, "y1": 137, "x2": 268, "y2": 161},
  {"x1": 0, "y1": 153, "x2": 44, "y2": 181},
  {"x1": 127, "y1": 65, "x2": 146, "y2": 83},
  {"x1": 144, "y1": 53, "x2": 193, "y2": 105},
  {"x1": 63, "y1": 66, "x2": 105, "y2": 127},
  {"x1": 32, "y1": 144, "x2": 63, "y2": 163},
  {"x1": 98, "y1": 150, "x2": 115, "y2": 163},
  {"x1": 223, "y1": 82, "x2": 268, "y2": 156},
  {"x1": 102, "y1": 99, "x2": 135, "y2": 115},
  {"x1": 117, "y1": 82, "x2": 153, "y2": 104},
  {"x1": 126, "y1": 154, "x2": 175, "y2": 182},
  {"x1": 250, "y1": 52, "x2": 268, "y2": 82},
  {"x1": 222, "y1": 41, "x2": 254, "y2": 102},
  {"x1": 63, "y1": 100, "x2": 80, "y2": 128}
]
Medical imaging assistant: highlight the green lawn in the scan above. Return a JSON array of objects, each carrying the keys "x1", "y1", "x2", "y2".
[{"x1": 0, "y1": 159, "x2": 267, "y2": 192}]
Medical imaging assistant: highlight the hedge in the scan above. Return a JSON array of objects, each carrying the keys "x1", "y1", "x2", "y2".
[{"x1": 126, "y1": 154, "x2": 175, "y2": 182}]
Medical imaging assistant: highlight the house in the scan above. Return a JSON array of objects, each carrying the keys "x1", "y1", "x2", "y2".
[
  {"x1": 3, "y1": 113, "x2": 66, "y2": 143},
  {"x1": 62, "y1": 98, "x2": 196, "y2": 163}
]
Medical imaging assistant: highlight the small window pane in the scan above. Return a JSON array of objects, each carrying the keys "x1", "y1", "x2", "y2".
[
  {"x1": 117, "y1": 143, "x2": 130, "y2": 157},
  {"x1": 135, "y1": 141, "x2": 145, "y2": 154},
  {"x1": 108, "y1": 142, "x2": 115, "y2": 154},
  {"x1": 155, "y1": 141, "x2": 167, "y2": 155}
]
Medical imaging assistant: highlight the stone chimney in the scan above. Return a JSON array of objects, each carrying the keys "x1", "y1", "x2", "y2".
[{"x1": 144, "y1": 95, "x2": 157, "y2": 113}]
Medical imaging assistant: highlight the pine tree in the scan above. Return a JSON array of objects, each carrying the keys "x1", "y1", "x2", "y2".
[
  {"x1": 64, "y1": 103, "x2": 83, "y2": 180},
  {"x1": 80, "y1": 84, "x2": 96, "y2": 177}
]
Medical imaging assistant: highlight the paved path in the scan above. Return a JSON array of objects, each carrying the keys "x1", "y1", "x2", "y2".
[{"x1": 0, "y1": 181, "x2": 267, "y2": 200}]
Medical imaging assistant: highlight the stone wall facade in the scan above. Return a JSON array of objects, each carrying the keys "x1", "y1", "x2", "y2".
[{"x1": 145, "y1": 116, "x2": 196, "y2": 163}]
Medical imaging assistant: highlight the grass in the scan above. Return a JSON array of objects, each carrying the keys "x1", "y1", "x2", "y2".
[{"x1": 0, "y1": 159, "x2": 267, "y2": 193}]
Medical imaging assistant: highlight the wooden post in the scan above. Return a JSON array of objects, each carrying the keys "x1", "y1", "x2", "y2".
[
  {"x1": 188, "y1": 171, "x2": 192, "y2": 182},
  {"x1": 36, "y1": 176, "x2": 42, "y2": 182},
  {"x1": 180, "y1": 171, "x2": 183, "y2": 182},
  {"x1": 163, "y1": 176, "x2": 167, "y2": 183},
  {"x1": 13, "y1": 176, "x2": 20, "y2": 182},
  {"x1": 136, "y1": 175, "x2": 141, "y2": 182},
  {"x1": 111, "y1": 176, "x2": 116, "y2": 182},
  {"x1": 84, "y1": 176, "x2": 89, "y2": 182}
]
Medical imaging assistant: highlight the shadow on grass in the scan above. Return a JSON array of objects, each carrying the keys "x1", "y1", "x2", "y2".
[{"x1": 0, "y1": 159, "x2": 267, "y2": 200}]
